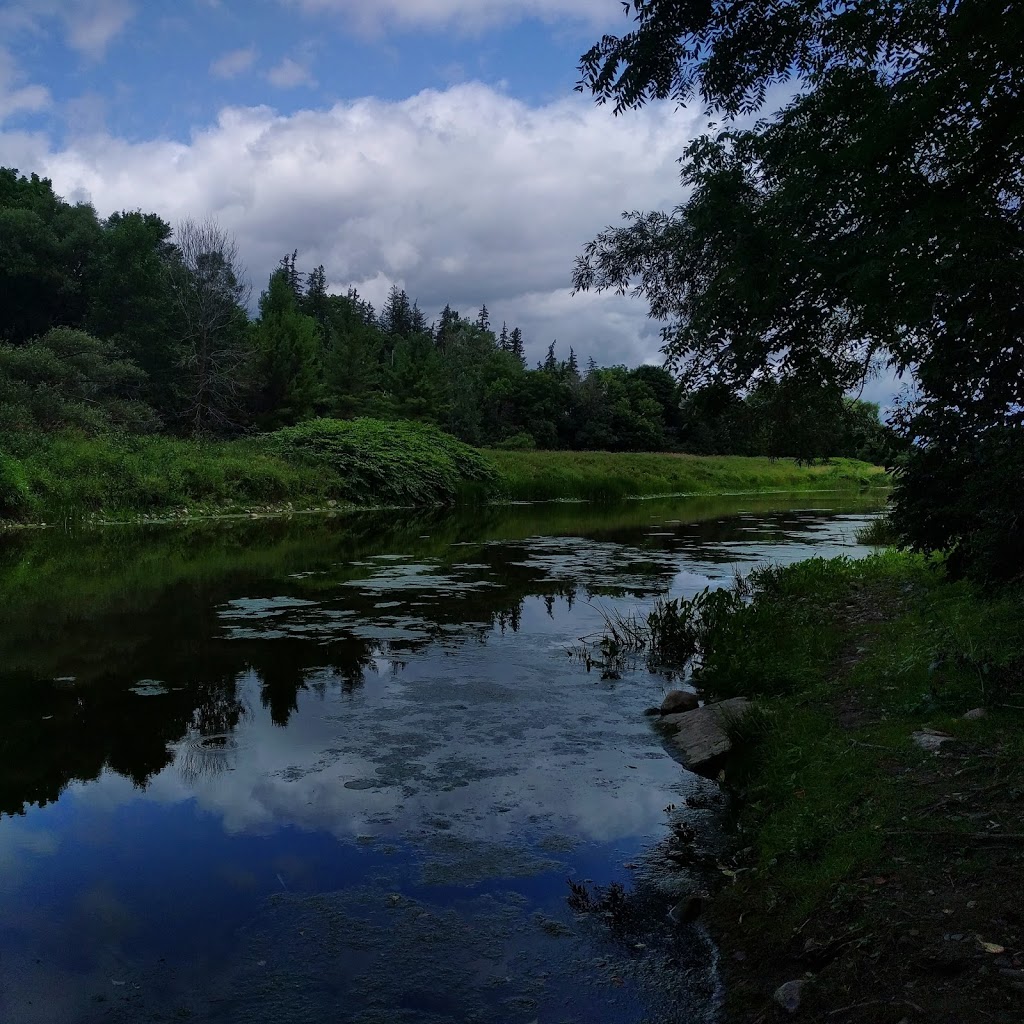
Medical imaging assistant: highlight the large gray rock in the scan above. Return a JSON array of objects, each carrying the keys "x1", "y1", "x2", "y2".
[
  {"x1": 661, "y1": 697, "x2": 752, "y2": 775},
  {"x1": 773, "y1": 979, "x2": 805, "y2": 1014},
  {"x1": 660, "y1": 689, "x2": 700, "y2": 715}
]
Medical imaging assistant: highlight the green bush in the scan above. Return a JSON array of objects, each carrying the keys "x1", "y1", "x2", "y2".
[
  {"x1": 265, "y1": 418, "x2": 498, "y2": 506},
  {"x1": 0, "y1": 451, "x2": 30, "y2": 519},
  {"x1": 891, "y1": 425, "x2": 1024, "y2": 584}
]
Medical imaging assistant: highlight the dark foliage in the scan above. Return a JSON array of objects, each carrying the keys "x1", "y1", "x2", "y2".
[{"x1": 576, "y1": 0, "x2": 1023, "y2": 579}]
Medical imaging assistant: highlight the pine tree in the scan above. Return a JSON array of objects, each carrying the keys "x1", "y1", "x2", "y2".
[
  {"x1": 567, "y1": 347, "x2": 579, "y2": 377},
  {"x1": 543, "y1": 341, "x2": 558, "y2": 372},
  {"x1": 302, "y1": 264, "x2": 330, "y2": 339},
  {"x1": 278, "y1": 250, "x2": 302, "y2": 302},
  {"x1": 436, "y1": 303, "x2": 460, "y2": 351},
  {"x1": 255, "y1": 268, "x2": 320, "y2": 427},
  {"x1": 498, "y1": 322, "x2": 509, "y2": 351},
  {"x1": 509, "y1": 327, "x2": 525, "y2": 365},
  {"x1": 411, "y1": 301, "x2": 428, "y2": 335},
  {"x1": 379, "y1": 285, "x2": 414, "y2": 338},
  {"x1": 476, "y1": 303, "x2": 490, "y2": 332}
]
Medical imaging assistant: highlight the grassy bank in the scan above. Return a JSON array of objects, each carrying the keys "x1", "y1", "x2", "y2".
[
  {"x1": 487, "y1": 449, "x2": 887, "y2": 501},
  {"x1": 0, "y1": 419, "x2": 496, "y2": 523},
  {"x1": 659, "y1": 553, "x2": 1024, "y2": 1021},
  {"x1": 0, "y1": 420, "x2": 887, "y2": 525}
]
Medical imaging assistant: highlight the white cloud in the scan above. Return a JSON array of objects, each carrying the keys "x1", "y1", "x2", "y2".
[
  {"x1": 210, "y1": 45, "x2": 258, "y2": 80},
  {"x1": 0, "y1": 1, "x2": 135, "y2": 60},
  {"x1": 0, "y1": 46, "x2": 50, "y2": 124},
  {"x1": 281, "y1": 0, "x2": 620, "y2": 33},
  {"x1": 4, "y1": 83, "x2": 696, "y2": 367},
  {"x1": 63, "y1": 0, "x2": 135, "y2": 58},
  {"x1": 267, "y1": 56, "x2": 317, "y2": 89}
]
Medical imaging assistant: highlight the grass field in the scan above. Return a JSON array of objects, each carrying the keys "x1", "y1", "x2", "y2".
[{"x1": 489, "y1": 448, "x2": 888, "y2": 501}]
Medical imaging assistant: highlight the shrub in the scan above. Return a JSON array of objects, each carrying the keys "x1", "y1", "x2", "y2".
[
  {"x1": 264, "y1": 418, "x2": 498, "y2": 506},
  {"x1": 891, "y1": 425, "x2": 1024, "y2": 584},
  {"x1": 0, "y1": 451, "x2": 30, "y2": 519}
]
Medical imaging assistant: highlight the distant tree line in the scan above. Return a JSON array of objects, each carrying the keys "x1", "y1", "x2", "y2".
[{"x1": 0, "y1": 166, "x2": 896, "y2": 461}]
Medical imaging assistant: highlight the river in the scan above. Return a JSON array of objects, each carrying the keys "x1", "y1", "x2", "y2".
[{"x1": 0, "y1": 491, "x2": 885, "y2": 1023}]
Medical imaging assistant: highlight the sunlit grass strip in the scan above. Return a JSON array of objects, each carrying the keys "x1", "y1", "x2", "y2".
[{"x1": 487, "y1": 450, "x2": 890, "y2": 502}]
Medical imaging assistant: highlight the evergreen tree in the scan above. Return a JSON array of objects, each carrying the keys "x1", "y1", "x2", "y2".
[
  {"x1": 410, "y1": 301, "x2": 428, "y2": 335},
  {"x1": 567, "y1": 347, "x2": 579, "y2": 378},
  {"x1": 254, "y1": 268, "x2": 320, "y2": 428},
  {"x1": 476, "y1": 304, "x2": 490, "y2": 332},
  {"x1": 278, "y1": 250, "x2": 302, "y2": 302},
  {"x1": 543, "y1": 342, "x2": 558, "y2": 373},
  {"x1": 436, "y1": 303, "x2": 460, "y2": 351},
  {"x1": 509, "y1": 327, "x2": 525, "y2": 365},
  {"x1": 379, "y1": 285, "x2": 414, "y2": 338},
  {"x1": 302, "y1": 265, "x2": 331, "y2": 337},
  {"x1": 498, "y1": 322, "x2": 509, "y2": 351}
]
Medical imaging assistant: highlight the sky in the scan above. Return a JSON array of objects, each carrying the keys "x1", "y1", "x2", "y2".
[{"x1": 0, "y1": 0, "x2": 898, "y2": 405}]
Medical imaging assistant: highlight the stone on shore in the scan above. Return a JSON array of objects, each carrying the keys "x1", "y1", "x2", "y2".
[
  {"x1": 661, "y1": 697, "x2": 753, "y2": 775},
  {"x1": 773, "y1": 979, "x2": 806, "y2": 1014},
  {"x1": 660, "y1": 689, "x2": 700, "y2": 715}
]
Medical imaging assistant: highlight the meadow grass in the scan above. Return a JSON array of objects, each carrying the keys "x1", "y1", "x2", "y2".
[{"x1": 487, "y1": 449, "x2": 888, "y2": 502}]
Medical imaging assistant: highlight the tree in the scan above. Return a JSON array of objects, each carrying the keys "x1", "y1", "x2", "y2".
[
  {"x1": 379, "y1": 285, "x2": 414, "y2": 339},
  {"x1": 86, "y1": 210, "x2": 179, "y2": 415},
  {"x1": 542, "y1": 342, "x2": 557, "y2": 373},
  {"x1": 476, "y1": 304, "x2": 490, "y2": 332},
  {"x1": 498, "y1": 322, "x2": 509, "y2": 351},
  {"x1": 508, "y1": 327, "x2": 525, "y2": 365},
  {"x1": 435, "y1": 303, "x2": 460, "y2": 351},
  {"x1": 254, "y1": 268, "x2": 320, "y2": 428},
  {"x1": 278, "y1": 250, "x2": 302, "y2": 302},
  {"x1": 0, "y1": 168, "x2": 103, "y2": 344},
  {"x1": 302, "y1": 264, "x2": 331, "y2": 338},
  {"x1": 575, "y1": 0, "x2": 1024, "y2": 575},
  {"x1": 0, "y1": 328, "x2": 158, "y2": 434},
  {"x1": 165, "y1": 218, "x2": 252, "y2": 436}
]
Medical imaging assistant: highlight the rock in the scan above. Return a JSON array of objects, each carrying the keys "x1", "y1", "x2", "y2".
[
  {"x1": 668, "y1": 895, "x2": 704, "y2": 924},
  {"x1": 643, "y1": 706, "x2": 662, "y2": 717},
  {"x1": 963, "y1": 707, "x2": 988, "y2": 720},
  {"x1": 660, "y1": 689, "x2": 700, "y2": 715},
  {"x1": 912, "y1": 729, "x2": 954, "y2": 752},
  {"x1": 662, "y1": 697, "x2": 753, "y2": 775},
  {"x1": 773, "y1": 980, "x2": 805, "y2": 1014}
]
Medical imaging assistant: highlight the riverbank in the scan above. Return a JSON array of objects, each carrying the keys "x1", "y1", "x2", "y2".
[
  {"x1": 657, "y1": 553, "x2": 1024, "y2": 1022},
  {"x1": 0, "y1": 418, "x2": 888, "y2": 526}
]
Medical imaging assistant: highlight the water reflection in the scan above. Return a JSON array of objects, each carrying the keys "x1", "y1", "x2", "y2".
[{"x1": 0, "y1": 492, "x2": 885, "y2": 1023}]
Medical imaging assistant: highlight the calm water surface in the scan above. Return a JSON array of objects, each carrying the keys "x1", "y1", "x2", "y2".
[{"x1": 0, "y1": 493, "x2": 886, "y2": 1023}]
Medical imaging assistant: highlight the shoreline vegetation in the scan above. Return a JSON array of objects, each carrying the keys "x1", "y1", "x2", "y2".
[
  {"x1": 0, "y1": 417, "x2": 888, "y2": 528},
  {"x1": 625, "y1": 553, "x2": 1024, "y2": 1022}
]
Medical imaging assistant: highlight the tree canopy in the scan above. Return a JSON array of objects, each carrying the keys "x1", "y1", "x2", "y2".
[{"x1": 574, "y1": 0, "x2": 1023, "y2": 578}]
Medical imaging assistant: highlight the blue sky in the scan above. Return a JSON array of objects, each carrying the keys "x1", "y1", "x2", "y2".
[
  {"x1": 4, "y1": 1, "x2": 602, "y2": 143},
  {"x1": 0, "y1": 0, "x2": 899, "y2": 406}
]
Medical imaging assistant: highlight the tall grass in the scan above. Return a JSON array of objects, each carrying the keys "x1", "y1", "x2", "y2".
[{"x1": 488, "y1": 450, "x2": 889, "y2": 502}]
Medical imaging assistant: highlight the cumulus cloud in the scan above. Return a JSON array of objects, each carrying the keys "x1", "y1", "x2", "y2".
[
  {"x1": 267, "y1": 56, "x2": 317, "y2": 89},
  {"x1": 210, "y1": 46, "x2": 258, "y2": 80},
  {"x1": 282, "y1": 0, "x2": 620, "y2": 33},
  {"x1": 4, "y1": 83, "x2": 696, "y2": 366}
]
